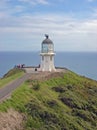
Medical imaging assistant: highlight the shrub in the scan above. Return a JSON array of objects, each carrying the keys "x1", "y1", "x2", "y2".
[
  {"x1": 47, "y1": 100, "x2": 58, "y2": 107},
  {"x1": 66, "y1": 84, "x2": 74, "y2": 90},
  {"x1": 39, "y1": 110, "x2": 59, "y2": 124},
  {"x1": 52, "y1": 86, "x2": 66, "y2": 93},
  {"x1": 59, "y1": 96, "x2": 76, "y2": 108},
  {"x1": 25, "y1": 100, "x2": 59, "y2": 126},
  {"x1": 33, "y1": 83, "x2": 40, "y2": 90},
  {"x1": 72, "y1": 109, "x2": 95, "y2": 123},
  {"x1": 25, "y1": 100, "x2": 41, "y2": 119}
]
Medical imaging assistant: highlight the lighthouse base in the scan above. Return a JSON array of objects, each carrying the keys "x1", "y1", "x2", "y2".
[{"x1": 40, "y1": 54, "x2": 56, "y2": 72}]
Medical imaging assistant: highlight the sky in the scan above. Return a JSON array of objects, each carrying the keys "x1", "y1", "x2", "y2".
[{"x1": 0, "y1": 0, "x2": 97, "y2": 52}]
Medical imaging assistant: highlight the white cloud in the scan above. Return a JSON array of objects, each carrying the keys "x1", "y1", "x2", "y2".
[
  {"x1": 87, "y1": 0, "x2": 96, "y2": 2},
  {"x1": 18, "y1": 0, "x2": 36, "y2": 5},
  {"x1": 36, "y1": 0, "x2": 49, "y2": 4},
  {"x1": 0, "y1": 13, "x2": 97, "y2": 51},
  {"x1": 0, "y1": 0, "x2": 97, "y2": 51},
  {"x1": 18, "y1": 0, "x2": 49, "y2": 5}
]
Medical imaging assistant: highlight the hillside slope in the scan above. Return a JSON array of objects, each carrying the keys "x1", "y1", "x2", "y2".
[
  {"x1": 0, "y1": 70, "x2": 97, "y2": 130},
  {"x1": 0, "y1": 68, "x2": 24, "y2": 88}
]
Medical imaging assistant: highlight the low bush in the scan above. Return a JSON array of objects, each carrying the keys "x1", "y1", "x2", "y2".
[
  {"x1": 66, "y1": 84, "x2": 74, "y2": 90},
  {"x1": 32, "y1": 82, "x2": 40, "y2": 90},
  {"x1": 52, "y1": 86, "x2": 66, "y2": 93},
  {"x1": 72, "y1": 109, "x2": 96, "y2": 124},
  {"x1": 59, "y1": 96, "x2": 75, "y2": 108},
  {"x1": 25, "y1": 100, "x2": 41, "y2": 118},
  {"x1": 47, "y1": 100, "x2": 58, "y2": 107},
  {"x1": 39, "y1": 110, "x2": 59, "y2": 124},
  {"x1": 25, "y1": 100, "x2": 59, "y2": 126}
]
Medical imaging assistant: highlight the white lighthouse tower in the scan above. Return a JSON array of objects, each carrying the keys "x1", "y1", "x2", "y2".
[{"x1": 40, "y1": 34, "x2": 56, "y2": 72}]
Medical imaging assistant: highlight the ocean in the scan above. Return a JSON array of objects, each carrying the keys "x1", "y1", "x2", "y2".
[{"x1": 0, "y1": 51, "x2": 97, "y2": 80}]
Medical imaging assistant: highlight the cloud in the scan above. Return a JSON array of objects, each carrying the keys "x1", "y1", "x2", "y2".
[
  {"x1": 18, "y1": 0, "x2": 49, "y2": 5},
  {"x1": 0, "y1": 9, "x2": 97, "y2": 33},
  {"x1": 87, "y1": 0, "x2": 96, "y2": 2},
  {"x1": 36, "y1": 0, "x2": 49, "y2": 4},
  {"x1": 18, "y1": 0, "x2": 36, "y2": 5},
  {"x1": 0, "y1": 0, "x2": 97, "y2": 51},
  {"x1": 0, "y1": 13, "x2": 97, "y2": 38},
  {"x1": 1, "y1": 0, "x2": 49, "y2": 5}
]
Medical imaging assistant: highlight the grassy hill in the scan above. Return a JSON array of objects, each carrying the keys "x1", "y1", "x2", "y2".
[
  {"x1": 0, "y1": 68, "x2": 24, "y2": 88},
  {"x1": 0, "y1": 69, "x2": 97, "y2": 130}
]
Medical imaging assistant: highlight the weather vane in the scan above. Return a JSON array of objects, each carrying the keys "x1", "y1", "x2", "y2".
[{"x1": 45, "y1": 34, "x2": 49, "y2": 39}]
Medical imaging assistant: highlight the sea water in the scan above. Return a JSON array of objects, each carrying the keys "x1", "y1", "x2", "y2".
[{"x1": 0, "y1": 51, "x2": 97, "y2": 80}]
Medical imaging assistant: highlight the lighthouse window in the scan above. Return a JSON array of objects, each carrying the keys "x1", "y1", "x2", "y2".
[
  {"x1": 42, "y1": 44, "x2": 48, "y2": 53},
  {"x1": 50, "y1": 56, "x2": 52, "y2": 61}
]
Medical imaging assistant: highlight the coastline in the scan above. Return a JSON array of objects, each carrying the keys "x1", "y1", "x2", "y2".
[{"x1": 0, "y1": 51, "x2": 97, "y2": 80}]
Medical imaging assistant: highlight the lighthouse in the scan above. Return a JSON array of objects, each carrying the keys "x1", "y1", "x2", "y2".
[{"x1": 40, "y1": 34, "x2": 56, "y2": 72}]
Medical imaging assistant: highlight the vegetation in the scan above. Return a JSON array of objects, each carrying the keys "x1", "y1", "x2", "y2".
[
  {"x1": 0, "y1": 70, "x2": 97, "y2": 130},
  {"x1": 0, "y1": 68, "x2": 25, "y2": 88}
]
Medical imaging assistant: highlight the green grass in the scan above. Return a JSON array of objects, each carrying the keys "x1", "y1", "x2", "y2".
[
  {"x1": 0, "y1": 68, "x2": 25, "y2": 88},
  {"x1": 0, "y1": 71, "x2": 97, "y2": 130}
]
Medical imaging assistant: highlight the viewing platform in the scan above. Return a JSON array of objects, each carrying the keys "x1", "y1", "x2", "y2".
[{"x1": 23, "y1": 66, "x2": 68, "y2": 73}]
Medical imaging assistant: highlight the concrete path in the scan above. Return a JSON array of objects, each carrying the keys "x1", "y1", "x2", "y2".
[
  {"x1": 0, "y1": 67, "x2": 67, "y2": 102},
  {"x1": 0, "y1": 73, "x2": 32, "y2": 102}
]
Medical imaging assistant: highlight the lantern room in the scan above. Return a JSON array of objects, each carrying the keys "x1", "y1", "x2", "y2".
[{"x1": 41, "y1": 34, "x2": 54, "y2": 53}]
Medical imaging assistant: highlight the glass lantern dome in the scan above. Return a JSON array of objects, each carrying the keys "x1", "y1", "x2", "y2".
[{"x1": 41, "y1": 34, "x2": 54, "y2": 53}]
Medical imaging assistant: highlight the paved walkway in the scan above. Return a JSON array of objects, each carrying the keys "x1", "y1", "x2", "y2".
[
  {"x1": 0, "y1": 73, "x2": 32, "y2": 102},
  {"x1": 0, "y1": 67, "x2": 67, "y2": 102}
]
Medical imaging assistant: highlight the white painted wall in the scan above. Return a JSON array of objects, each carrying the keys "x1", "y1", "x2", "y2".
[{"x1": 40, "y1": 54, "x2": 55, "y2": 72}]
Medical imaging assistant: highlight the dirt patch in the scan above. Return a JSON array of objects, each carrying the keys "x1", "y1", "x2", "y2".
[
  {"x1": 29, "y1": 71, "x2": 65, "y2": 82},
  {"x1": 0, "y1": 109, "x2": 25, "y2": 130},
  {"x1": 44, "y1": 72, "x2": 65, "y2": 80}
]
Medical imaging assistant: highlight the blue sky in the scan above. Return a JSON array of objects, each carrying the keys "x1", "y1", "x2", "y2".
[{"x1": 0, "y1": 0, "x2": 97, "y2": 51}]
